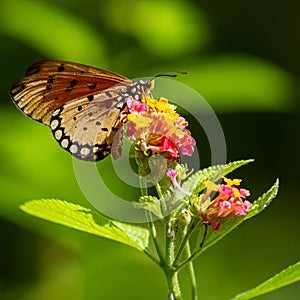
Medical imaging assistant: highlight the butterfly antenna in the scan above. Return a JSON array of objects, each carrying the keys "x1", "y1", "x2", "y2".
[{"x1": 151, "y1": 71, "x2": 188, "y2": 81}]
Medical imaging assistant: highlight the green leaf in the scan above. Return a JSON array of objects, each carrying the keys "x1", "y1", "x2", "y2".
[
  {"x1": 182, "y1": 159, "x2": 254, "y2": 194},
  {"x1": 231, "y1": 260, "x2": 300, "y2": 300},
  {"x1": 200, "y1": 179, "x2": 279, "y2": 254},
  {"x1": 20, "y1": 199, "x2": 149, "y2": 252},
  {"x1": 133, "y1": 195, "x2": 163, "y2": 219}
]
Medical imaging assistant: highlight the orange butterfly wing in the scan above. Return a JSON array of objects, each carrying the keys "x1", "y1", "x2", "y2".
[{"x1": 10, "y1": 60, "x2": 131, "y2": 125}]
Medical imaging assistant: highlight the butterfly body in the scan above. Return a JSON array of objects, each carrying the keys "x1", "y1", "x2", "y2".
[{"x1": 10, "y1": 60, "x2": 154, "y2": 161}]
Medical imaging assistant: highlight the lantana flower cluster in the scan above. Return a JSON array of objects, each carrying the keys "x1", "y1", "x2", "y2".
[
  {"x1": 167, "y1": 169, "x2": 251, "y2": 231},
  {"x1": 199, "y1": 177, "x2": 251, "y2": 230},
  {"x1": 126, "y1": 96, "x2": 196, "y2": 162}
]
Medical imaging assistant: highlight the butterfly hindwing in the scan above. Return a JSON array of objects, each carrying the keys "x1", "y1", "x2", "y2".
[{"x1": 49, "y1": 85, "x2": 129, "y2": 161}]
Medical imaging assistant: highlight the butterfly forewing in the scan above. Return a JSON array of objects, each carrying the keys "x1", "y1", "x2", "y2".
[
  {"x1": 10, "y1": 60, "x2": 154, "y2": 161},
  {"x1": 10, "y1": 61, "x2": 131, "y2": 126}
]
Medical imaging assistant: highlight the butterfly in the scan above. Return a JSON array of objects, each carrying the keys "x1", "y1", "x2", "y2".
[{"x1": 10, "y1": 60, "x2": 155, "y2": 161}]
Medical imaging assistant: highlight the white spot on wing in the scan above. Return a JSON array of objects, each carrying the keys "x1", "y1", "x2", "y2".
[
  {"x1": 61, "y1": 139, "x2": 69, "y2": 148},
  {"x1": 80, "y1": 147, "x2": 90, "y2": 156},
  {"x1": 50, "y1": 119, "x2": 59, "y2": 130},
  {"x1": 52, "y1": 108, "x2": 61, "y2": 116},
  {"x1": 70, "y1": 144, "x2": 78, "y2": 154},
  {"x1": 54, "y1": 130, "x2": 63, "y2": 140}
]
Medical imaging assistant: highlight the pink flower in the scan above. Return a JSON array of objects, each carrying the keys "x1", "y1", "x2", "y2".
[
  {"x1": 166, "y1": 168, "x2": 178, "y2": 178},
  {"x1": 181, "y1": 144, "x2": 195, "y2": 156},
  {"x1": 218, "y1": 184, "x2": 234, "y2": 197},
  {"x1": 166, "y1": 168, "x2": 191, "y2": 195},
  {"x1": 199, "y1": 178, "x2": 251, "y2": 230},
  {"x1": 211, "y1": 220, "x2": 221, "y2": 231},
  {"x1": 231, "y1": 199, "x2": 252, "y2": 215},
  {"x1": 127, "y1": 98, "x2": 148, "y2": 114},
  {"x1": 174, "y1": 130, "x2": 196, "y2": 156},
  {"x1": 176, "y1": 116, "x2": 188, "y2": 129},
  {"x1": 163, "y1": 137, "x2": 180, "y2": 161},
  {"x1": 146, "y1": 134, "x2": 180, "y2": 162},
  {"x1": 240, "y1": 188, "x2": 250, "y2": 198}
]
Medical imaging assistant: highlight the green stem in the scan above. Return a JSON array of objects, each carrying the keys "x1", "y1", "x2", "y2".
[
  {"x1": 139, "y1": 176, "x2": 148, "y2": 196},
  {"x1": 176, "y1": 248, "x2": 201, "y2": 273},
  {"x1": 155, "y1": 182, "x2": 163, "y2": 198},
  {"x1": 154, "y1": 181, "x2": 183, "y2": 299},
  {"x1": 164, "y1": 268, "x2": 182, "y2": 300},
  {"x1": 185, "y1": 242, "x2": 198, "y2": 300},
  {"x1": 164, "y1": 215, "x2": 183, "y2": 299},
  {"x1": 137, "y1": 167, "x2": 164, "y2": 264},
  {"x1": 176, "y1": 223, "x2": 208, "y2": 272},
  {"x1": 165, "y1": 216, "x2": 175, "y2": 266},
  {"x1": 155, "y1": 182, "x2": 167, "y2": 216},
  {"x1": 173, "y1": 219, "x2": 200, "y2": 267},
  {"x1": 145, "y1": 210, "x2": 164, "y2": 263}
]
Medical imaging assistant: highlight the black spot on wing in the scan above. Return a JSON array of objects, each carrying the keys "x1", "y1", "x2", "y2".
[
  {"x1": 65, "y1": 79, "x2": 77, "y2": 92},
  {"x1": 88, "y1": 83, "x2": 97, "y2": 89},
  {"x1": 58, "y1": 65, "x2": 65, "y2": 72},
  {"x1": 105, "y1": 91, "x2": 112, "y2": 97}
]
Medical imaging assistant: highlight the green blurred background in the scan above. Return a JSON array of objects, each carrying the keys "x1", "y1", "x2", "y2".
[{"x1": 0, "y1": 0, "x2": 299, "y2": 299}]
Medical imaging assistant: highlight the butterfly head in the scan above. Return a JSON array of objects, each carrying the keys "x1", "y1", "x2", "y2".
[{"x1": 128, "y1": 79, "x2": 155, "y2": 100}]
